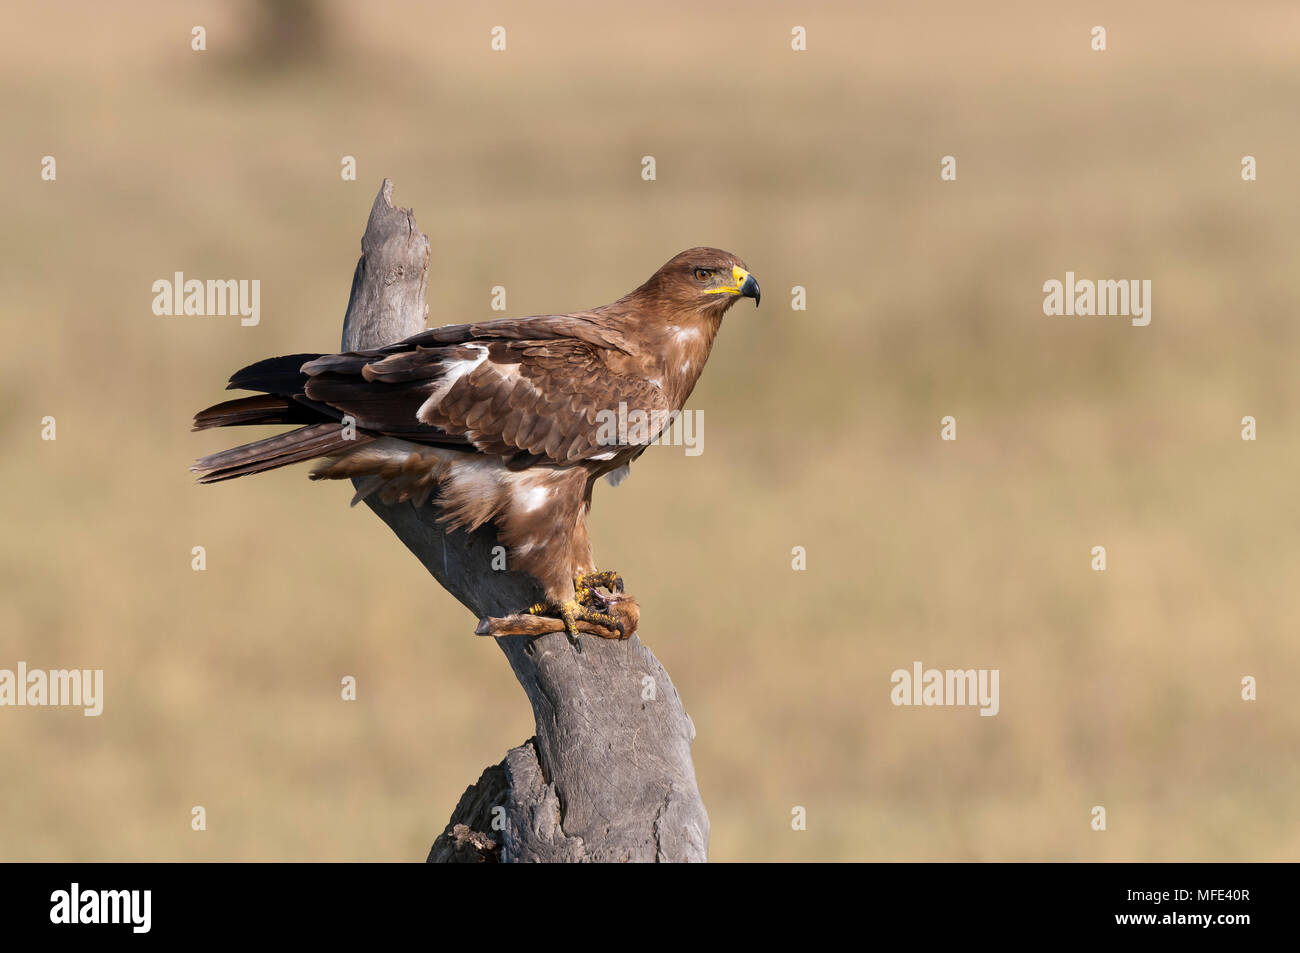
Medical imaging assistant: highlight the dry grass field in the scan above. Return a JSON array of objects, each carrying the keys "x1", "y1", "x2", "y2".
[{"x1": 1, "y1": 0, "x2": 1297, "y2": 861}]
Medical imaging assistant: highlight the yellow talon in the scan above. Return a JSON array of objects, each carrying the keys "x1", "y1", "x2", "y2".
[
  {"x1": 574, "y1": 570, "x2": 624, "y2": 595},
  {"x1": 522, "y1": 580, "x2": 630, "y2": 648}
]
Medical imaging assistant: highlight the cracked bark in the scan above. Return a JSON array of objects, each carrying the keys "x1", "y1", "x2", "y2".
[{"x1": 340, "y1": 181, "x2": 709, "y2": 863}]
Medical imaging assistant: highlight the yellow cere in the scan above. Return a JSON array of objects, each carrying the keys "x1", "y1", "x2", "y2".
[{"x1": 703, "y1": 265, "x2": 752, "y2": 295}]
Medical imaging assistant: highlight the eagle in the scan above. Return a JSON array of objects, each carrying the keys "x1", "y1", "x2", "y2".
[{"x1": 192, "y1": 247, "x2": 760, "y2": 640}]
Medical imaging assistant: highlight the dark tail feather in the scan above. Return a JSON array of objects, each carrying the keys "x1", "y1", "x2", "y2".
[
  {"x1": 226, "y1": 353, "x2": 323, "y2": 394},
  {"x1": 192, "y1": 352, "x2": 365, "y2": 483},
  {"x1": 191, "y1": 423, "x2": 374, "y2": 483},
  {"x1": 192, "y1": 394, "x2": 326, "y2": 431}
]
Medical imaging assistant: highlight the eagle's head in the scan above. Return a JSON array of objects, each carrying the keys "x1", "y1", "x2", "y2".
[{"x1": 640, "y1": 247, "x2": 760, "y2": 316}]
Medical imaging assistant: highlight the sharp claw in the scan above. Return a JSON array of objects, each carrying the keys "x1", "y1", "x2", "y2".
[{"x1": 560, "y1": 602, "x2": 583, "y2": 650}]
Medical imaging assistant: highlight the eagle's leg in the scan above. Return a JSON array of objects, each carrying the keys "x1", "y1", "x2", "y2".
[
  {"x1": 574, "y1": 569, "x2": 624, "y2": 596},
  {"x1": 526, "y1": 597, "x2": 625, "y2": 645}
]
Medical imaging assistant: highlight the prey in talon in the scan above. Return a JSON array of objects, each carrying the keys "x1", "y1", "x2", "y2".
[
  {"x1": 535, "y1": 569, "x2": 629, "y2": 645},
  {"x1": 478, "y1": 585, "x2": 641, "y2": 643}
]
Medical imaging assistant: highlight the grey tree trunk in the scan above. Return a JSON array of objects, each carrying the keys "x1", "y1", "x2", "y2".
[{"x1": 340, "y1": 181, "x2": 709, "y2": 862}]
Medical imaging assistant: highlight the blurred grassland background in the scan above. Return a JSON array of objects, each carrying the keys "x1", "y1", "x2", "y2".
[{"x1": 2, "y1": 0, "x2": 1298, "y2": 861}]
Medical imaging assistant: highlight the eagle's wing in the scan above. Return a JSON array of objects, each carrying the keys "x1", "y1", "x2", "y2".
[
  {"x1": 299, "y1": 321, "x2": 669, "y2": 467},
  {"x1": 193, "y1": 317, "x2": 669, "y2": 603}
]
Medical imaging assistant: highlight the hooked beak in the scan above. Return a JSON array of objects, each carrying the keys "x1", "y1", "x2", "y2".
[{"x1": 702, "y1": 264, "x2": 761, "y2": 307}]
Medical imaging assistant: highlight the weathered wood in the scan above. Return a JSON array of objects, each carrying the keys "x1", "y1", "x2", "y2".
[
  {"x1": 342, "y1": 180, "x2": 709, "y2": 863},
  {"x1": 340, "y1": 179, "x2": 430, "y2": 353}
]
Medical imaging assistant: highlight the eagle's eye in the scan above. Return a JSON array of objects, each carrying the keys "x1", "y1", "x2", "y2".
[{"x1": 693, "y1": 268, "x2": 713, "y2": 282}]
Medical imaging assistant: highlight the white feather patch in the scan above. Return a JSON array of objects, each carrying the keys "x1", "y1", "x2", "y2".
[
  {"x1": 417, "y1": 344, "x2": 488, "y2": 416},
  {"x1": 518, "y1": 483, "x2": 552, "y2": 511}
]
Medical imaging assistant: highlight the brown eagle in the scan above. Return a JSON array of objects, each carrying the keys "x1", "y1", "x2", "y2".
[{"x1": 192, "y1": 247, "x2": 759, "y2": 639}]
